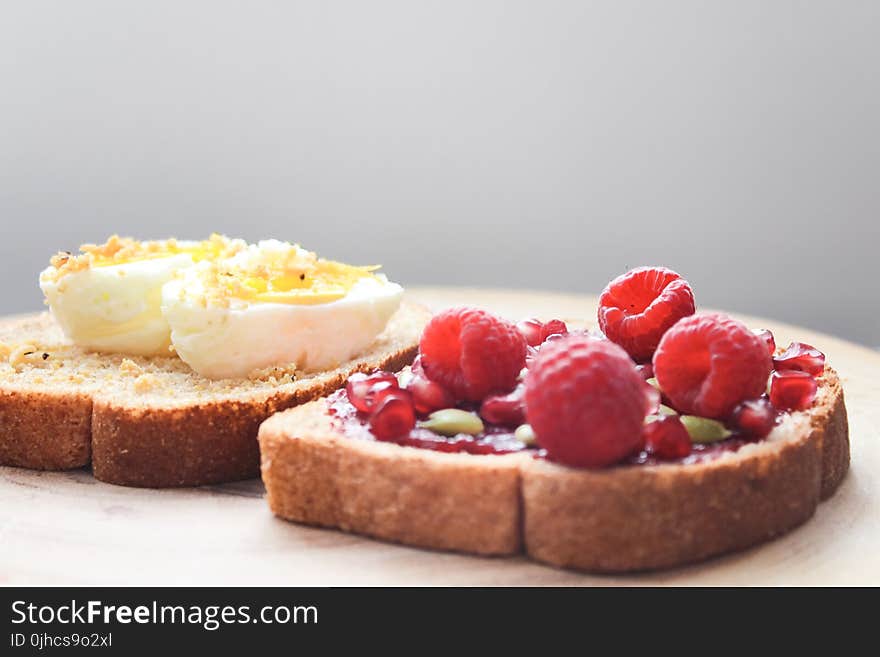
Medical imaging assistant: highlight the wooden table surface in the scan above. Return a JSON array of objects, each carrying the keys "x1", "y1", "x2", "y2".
[{"x1": 1, "y1": 287, "x2": 878, "y2": 586}]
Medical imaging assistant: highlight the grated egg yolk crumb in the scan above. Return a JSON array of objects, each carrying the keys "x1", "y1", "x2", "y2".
[{"x1": 43, "y1": 234, "x2": 246, "y2": 282}]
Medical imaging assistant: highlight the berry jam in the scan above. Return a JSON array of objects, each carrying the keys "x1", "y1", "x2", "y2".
[
  {"x1": 328, "y1": 389, "x2": 537, "y2": 456},
  {"x1": 628, "y1": 436, "x2": 757, "y2": 466},
  {"x1": 327, "y1": 388, "x2": 766, "y2": 465}
]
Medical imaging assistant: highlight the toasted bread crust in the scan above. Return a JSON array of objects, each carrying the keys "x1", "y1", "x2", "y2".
[
  {"x1": 260, "y1": 406, "x2": 524, "y2": 554},
  {"x1": 259, "y1": 369, "x2": 849, "y2": 571},
  {"x1": 92, "y1": 345, "x2": 418, "y2": 487},
  {"x1": 817, "y1": 379, "x2": 849, "y2": 499},
  {"x1": 0, "y1": 389, "x2": 92, "y2": 470},
  {"x1": 523, "y1": 371, "x2": 848, "y2": 572},
  {"x1": 0, "y1": 304, "x2": 428, "y2": 488}
]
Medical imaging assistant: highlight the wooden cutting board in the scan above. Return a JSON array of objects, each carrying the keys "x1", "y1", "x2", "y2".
[{"x1": 1, "y1": 287, "x2": 877, "y2": 586}]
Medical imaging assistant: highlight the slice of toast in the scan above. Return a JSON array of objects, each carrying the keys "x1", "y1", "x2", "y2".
[
  {"x1": 0, "y1": 301, "x2": 430, "y2": 488},
  {"x1": 258, "y1": 368, "x2": 848, "y2": 572}
]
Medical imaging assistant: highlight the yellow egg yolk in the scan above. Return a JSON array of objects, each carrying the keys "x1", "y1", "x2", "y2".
[{"x1": 220, "y1": 260, "x2": 381, "y2": 306}]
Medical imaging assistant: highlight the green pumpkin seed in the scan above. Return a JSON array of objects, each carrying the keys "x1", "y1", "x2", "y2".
[
  {"x1": 680, "y1": 415, "x2": 732, "y2": 443},
  {"x1": 645, "y1": 404, "x2": 678, "y2": 424},
  {"x1": 514, "y1": 423, "x2": 538, "y2": 446},
  {"x1": 418, "y1": 409, "x2": 484, "y2": 436}
]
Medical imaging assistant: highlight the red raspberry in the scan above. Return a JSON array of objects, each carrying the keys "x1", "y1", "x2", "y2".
[
  {"x1": 524, "y1": 335, "x2": 649, "y2": 468},
  {"x1": 420, "y1": 307, "x2": 527, "y2": 402},
  {"x1": 753, "y1": 329, "x2": 776, "y2": 356},
  {"x1": 598, "y1": 266, "x2": 696, "y2": 361},
  {"x1": 653, "y1": 313, "x2": 772, "y2": 419}
]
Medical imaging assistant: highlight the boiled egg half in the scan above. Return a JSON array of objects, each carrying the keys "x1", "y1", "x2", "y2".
[
  {"x1": 161, "y1": 240, "x2": 403, "y2": 379},
  {"x1": 39, "y1": 235, "x2": 245, "y2": 356}
]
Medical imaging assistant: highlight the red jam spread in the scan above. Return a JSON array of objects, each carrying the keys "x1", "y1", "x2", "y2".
[{"x1": 327, "y1": 389, "x2": 761, "y2": 466}]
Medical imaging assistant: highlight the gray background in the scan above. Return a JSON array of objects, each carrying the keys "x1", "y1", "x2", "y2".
[{"x1": 1, "y1": 1, "x2": 877, "y2": 344}]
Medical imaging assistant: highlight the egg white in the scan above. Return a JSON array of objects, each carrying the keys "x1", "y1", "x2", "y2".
[
  {"x1": 40, "y1": 253, "x2": 195, "y2": 356},
  {"x1": 161, "y1": 272, "x2": 404, "y2": 379}
]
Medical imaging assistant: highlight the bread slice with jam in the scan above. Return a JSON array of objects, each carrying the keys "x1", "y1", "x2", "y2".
[{"x1": 258, "y1": 365, "x2": 847, "y2": 571}]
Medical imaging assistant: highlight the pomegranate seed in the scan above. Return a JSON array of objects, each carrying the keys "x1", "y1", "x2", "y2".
[
  {"x1": 369, "y1": 390, "x2": 416, "y2": 440},
  {"x1": 542, "y1": 333, "x2": 567, "y2": 345},
  {"x1": 407, "y1": 375, "x2": 455, "y2": 416},
  {"x1": 518, "y1": 318, "x2": 569, "y2": 347},
  {"x1": 517, "y1": 319, "x2": 546, "y2": 347},
  {"x1": 773, "y1": 342, "x2": 825, "y2": 377},
  {"x1": 542, "y1": 319, "x2": 568, "y2": 340},
  {"x1": 730, "y1": 397, "x2": 778, "y2": 438},
  {"x1": 753, "y1": 329, "x2": 776, "y2": 356},
  {"x1": 345, "y1": 371, "x2": 399, "y2": 413},
  {"x1": 643, "y1": 416, "x2": 692, "y2": 460},
  {"x1": 480, "y1": 383, "x2": 526, "y2": 427},
  {"x1": 636, "y1": 362, "x2": 654, "y2": 380},
  {"x1": 525, "y1": 345, "x2": 539, "y2": 367},
  {"x1": 769, "y1": 370, "x2": 818, "y2": 411}
]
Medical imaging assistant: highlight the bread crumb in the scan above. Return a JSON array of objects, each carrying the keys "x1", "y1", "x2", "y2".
[
  {"x1": 248, "y1": 363, "x2": 298, "y2": 383},
  {"x1": 0, "y1": 341, "x2": 11, "y2": 360},
  {"x1": 120, "y1": 359, "x2": 143, "y2": 376},
  {"x1": 9, "y1": 343, "x2": 38, "y2": 370},
  {"x1": 133, "y1": 373, "x2": 159, "y2": 392}
]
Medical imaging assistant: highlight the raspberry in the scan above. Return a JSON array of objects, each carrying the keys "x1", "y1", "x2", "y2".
[
  {"x1": 420, "y1": 307, "x2": 527, "y2": 402},
  {"x1": 598, "y1": 266, "x2": 696, "y2": 361},
  {"x1": 524, "y1": 335, "x2": 649, "y2": 468},
  {"x1": 753, "y1": 329, "x2": 776, "y2": 356},
  {"x1": 653, "y1": 313, "x2": 772, "y2": 419}
]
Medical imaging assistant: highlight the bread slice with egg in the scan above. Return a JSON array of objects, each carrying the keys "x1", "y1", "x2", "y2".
[
  {"x1": 258, "y1": 368, "x2": 848, "y2": 571},
  {"x1": 0, "y1": 302, "x2": 430, "y2": 487}
]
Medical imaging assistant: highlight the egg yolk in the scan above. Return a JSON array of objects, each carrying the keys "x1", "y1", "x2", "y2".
[{"x1": 224, "y1": 260, "x2": 381, "y2": 305}]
